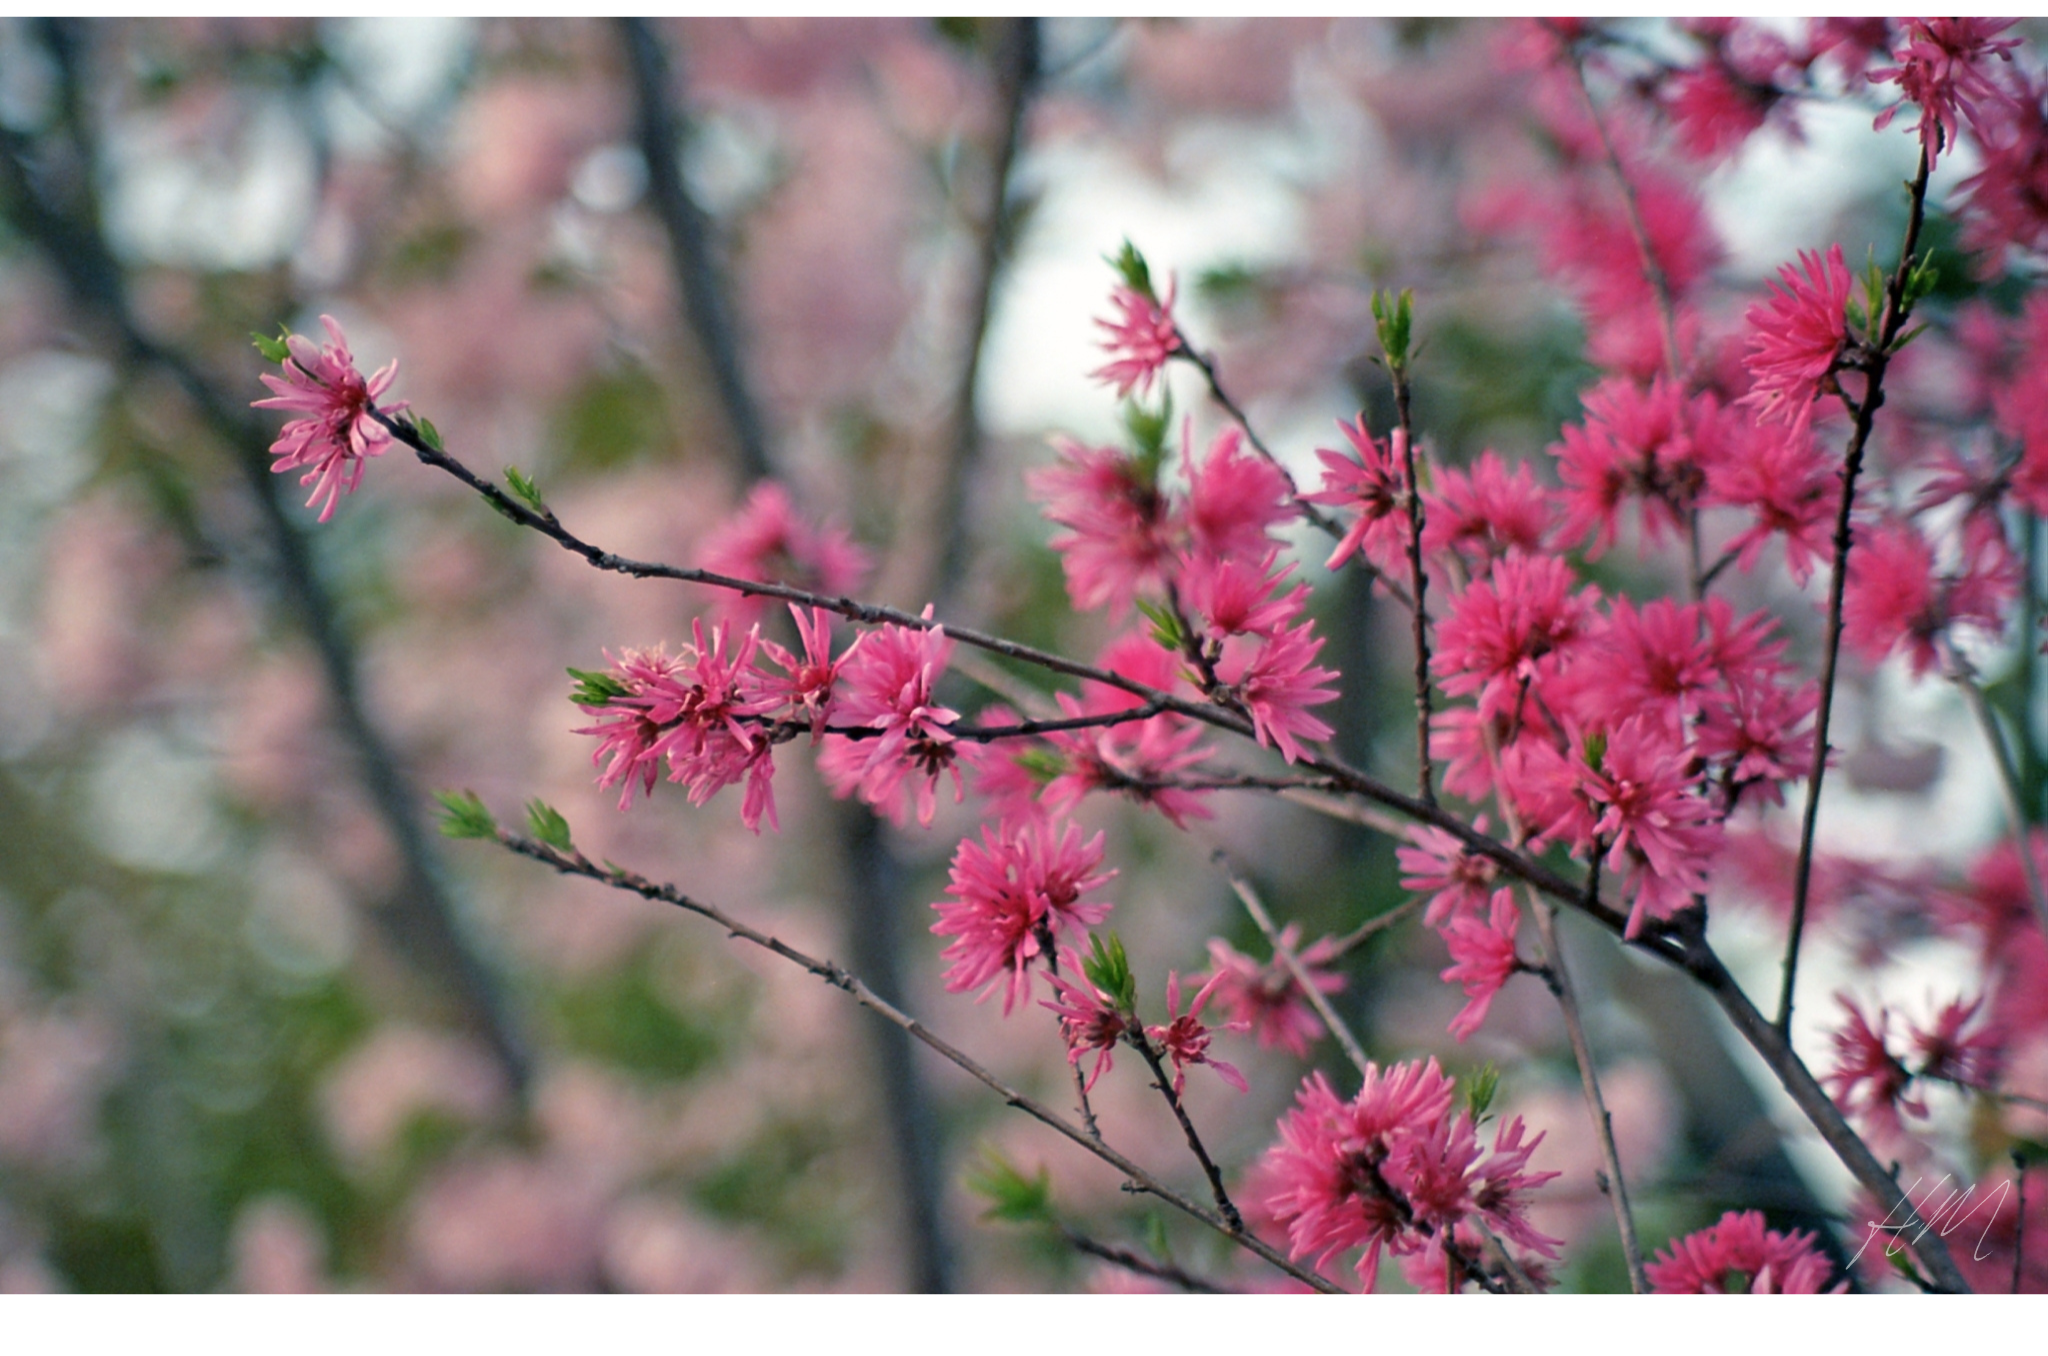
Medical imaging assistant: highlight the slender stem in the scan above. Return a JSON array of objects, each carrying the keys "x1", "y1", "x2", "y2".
[
  {"x1": 1209, "y1": 849, "x2": 1371, "y2": 1081},
  {"x1": 1527, "y1": 892, "x2": 1647, "y2": 1293},
  {"x1": 492, "y1": 829, "x2": 1338, "y2": 1292},
  {"x1": 1778, "y1": 143, "x2": 1935, "y2": 1039},
  {"x1": 1124, "y1": 1027, "x2": 1244, "y2": 1233},
  {"x1": 1947, "y1": 644, "x2": 2048, "y2": 945},
  {"x1": 1388, "y1": 364, "x2": 1435, "y2": 806},
  {"x1": 1565, "y1": 46, "x2": 1682, "y2": 384},
  {"x1": 1329, "y1": 896, "x2": 1424, "y2": 958},
  {"x1": 1056, "y1": 1227, "x2": 1233, "y2": 1293},
  {"x1": 1041, "y1": 943, "x2": 1104, "y2": 1143}
]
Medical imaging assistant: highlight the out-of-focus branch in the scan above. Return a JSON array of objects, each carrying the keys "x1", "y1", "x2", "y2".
[
  {"x1": 1209, "y1": 849, "x2": 1370, "y2": 1080},
  {"x1": 1056, "y1": 1226, "x2": 1233, "y2": 1293},
  {"x1": 925, "y1": 17, "x2": 1040, "y2": 596},
  {"x1": 1946, "y1": 642, "x2": 2048, "y2": 944},
  {"x1": 488, "y1": 827, "x2": 1345, "y2": 1294},
  {"x1": 617, "y1": 17, "x2": 774, "y2": 484},
  {"x1": 1526, "y1": 893, "x2": 1646, "y2": 1293},
  {"x1": 0, "y1": 24, "x2": 531, "y2": 1090}
]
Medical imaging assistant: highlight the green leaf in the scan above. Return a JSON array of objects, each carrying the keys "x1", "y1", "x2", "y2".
[
  {"x1": 568, "y1": 666, "x2": 629, "y2": 707},
  {"x1": 505, "y1": 466, "x2": 545, "y2": 512},
  {"x1": 1465, "y1": 1062, "x2": 1501, "y2": 1121},
  {"x1": 1011, "y1": 746, "x2": 1067, "y2": 784},
  {"x1": 1372, "y1": 288, "x2": 1414, "y2": 369},
  {"x1": 1581, "y1": 729, "x2": 1608, "y2": 772},
  {"x1": 2011, "y1": 1138, "x2": 2048, "y2": 1168},
  {"x1": 1080, "y1": 930, "x2": 1137, "y2": 1014},
  {"x1": 525, "y1": 798, "x2": 573, "y2": 852},
  {"x1": 1122, "y1": 392, "x2": 1173, "y2": 482},
  {"x1": 415, "y1": 414, "x2": 445, "y2": 452},
  {"x1": 1133, "y1": 597, "x2": 1183, "y2": 654},
  {"x1": 965, "y1": 1147, "x2": 1054, "y2": 1224},
  {"x1": 433, "y1": 789, "x2": 497, "y2": 840},
  {"x1": 1142, "y1": 1212, "x2": 1174, "y2": 1263},
  {"x1": 250, "y1": 330, "x2": 291, "y2": 364},
  {"x1": 1107, "y1": 238, "x2": 1155, "y2": 303}
]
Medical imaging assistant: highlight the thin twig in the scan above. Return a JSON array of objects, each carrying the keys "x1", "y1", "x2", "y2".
[
  {"x1": 1386, "y1": 351, "x2": 1435, "y2": 806},
  {"x1": 1946, "y1": 643, "x2": 2048, "y2": 946},
  {"x1": 491, "y1": 828, "x2": 1339, "y2": 1292},
  {"x1": 1124, "y1": 1027, "x2": 1244, "y2": 1233},
  {"x1": 1564, "y1": 44, "x2": 1682, "y2": 384},
  {"x1": 1778, "y1": 142, "x2": 1935, "y2": 1039},
  {"x1": 1209, "y1": 848, "x2": 1371, "y2": 1081},
  {"x1": 1057, "y1": 1226, "x2": 1234, "y2": 1293},
  {"x1": 1329, "y1": 897, "x2": 1424, "y2": 958},
  {"x1": 1527, "y1": 891, "x2": 1647, "y2": 1293}
]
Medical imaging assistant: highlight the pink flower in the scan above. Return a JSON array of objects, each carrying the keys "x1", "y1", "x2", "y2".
[
  {"x1": 1823, "y1": 995, "x2": 1918, "y2": 1129},
  {"x1": 1432, "y1": 551, "x2": 1597, "y2": 722},
  {"x1": 1147, "y1": 970, "x2": 1248, "y2": 1097},
  {"x1": 1662, "y1": 61, "x2": 1773, "y2": 162},
  {"x1": 1694, "y1": 673, "x2": 1819, "y2": 807},
  {"x1": 817, "y1": 614, "x2": 978, "y2": 827},
  {"x1": 573, "y1": 622, "x2": 779, "y2": 830},
  {"x1": 646, "y1": 619, "x2": 778, "y2": 831},
  {"x1": 1215, "y1": 618, "x2": 1340, "y2": 764},
  {"x1": 1306, "y1": 416, "x2": 1411, "y2": 577},
  {"x1": 1705, "y1": 414, "x2": 1837, "y2": 585},
  {"x1": 929, "y1": 819, "x2": 1114, "y2": 1013},
  {"x1": 1873, "y1": 18, "x2": 2020, "y2": 166},
  {"x1": 1740, "y1": 244, "x2": 1851, "y2": 426},
  {"x1": 1041, "y1": 958, "x2": 1129, "y2": 1092},
  {"x1": 1574, "y1": 715, "x2": 1722, "y2": 938},
  {"x1": 1091, "y1": 278, "x2": 1182, "y2": 398},
  {"x1": 1180, "y1": 549, "x2": 1305, "y2": 640},
  {"x1": 1552, "y1": 378, "x2": 1723, "y2": 557},
  {"x1": 1258, "y1": 1061, "x2": 1558, "y2": 1291},
  {"x1": 1258, "y1": 1062, "x2": 1456, "y2": 1289},
  {"x1": 1646, "y1": 1210, "x2": 1840, "y2": 1294},
  {"x1": 252, "y1": 315, "x2": 405, "y2": 522},
  {"x1": 697, "y1": 483, "x2": 870, "y2": 622},
  {"x1": 1421, "y1": 450, "x2": 1550, "y2": 566},
  {"x1": 1907, "y1": 994, "x2": 2002, "y2": 1091},
  {"x1": 754, "y1": 606, "x2": 851, "y2": 739},
  {"x1": 1842, "y1": 516, "x2": 2018, "y2": 678},
  {"x1": 1439, "y1": 888, "x2": 1521, "y2": 1042},
  {"x1": 1397, "y1": 822, "x2": 1500, "y2": 928},
  {"x1": 1183, "y1": 426, "x2": 1291, "y2": 561},
  {"x1": 1201, "y1": 926, "x2": 1344, "y2": 1058},
  {"x1": 1038, "y1": 633, "x2": 1215, "y2": 828},
  {"x1": 1027, "y1": 438, "x2": 1174, "y2": 616},
  {"x1": 1957, "y1": 90, "x2": 2048, "y2": 265}
]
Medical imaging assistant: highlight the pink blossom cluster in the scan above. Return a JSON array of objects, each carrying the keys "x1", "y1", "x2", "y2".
[
  {"x1": 1646, "y1": 1209, "x2": 1840, "y2": 1294},
  {"x1": 1257, "y1": 1059, "x2": 1559, "y2": 1291},
  {"x1": 1027, "y1": 424, "x2": 1338, "y2": 764}
]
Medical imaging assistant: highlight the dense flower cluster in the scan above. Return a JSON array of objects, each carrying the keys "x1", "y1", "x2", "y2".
[
  {"x1": 1646, "y1": 1210, "x2": 1840, "y2": 1293},
  {"x1": 1258, "y1": 1061, "x2": 1559, "y2": 1291}
]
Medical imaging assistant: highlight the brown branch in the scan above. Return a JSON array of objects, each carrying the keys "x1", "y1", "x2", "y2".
[
  {"x1": 487, "y1": 828, "x2": 1339, "y2": 1291},
  {"x1": 1122, "y1": 1025, "x2": 1244, "y2": 1234},
  {"x1": 1209, "y1": 848, "x2": 1370, "y2": 1080},
  {"x1": 1527, "y1": 891, "x2": 1647, "y2": 1292},
  {"x1": 1778, "y1": 142, "x2": 1934, "y2": 1039},
  {"x1": 1056, "y1": 1226, "x2": 1234, "y2": 1293},
  {"x1": 617, "y1": 18, "x2": 774, "y2": 484}
]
